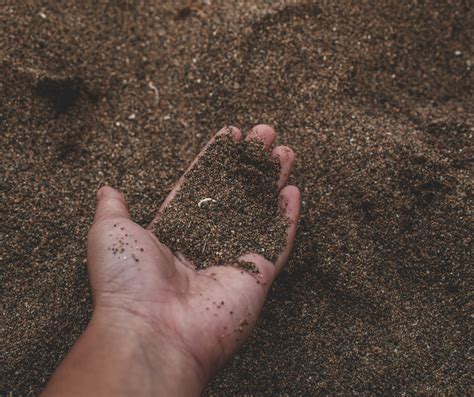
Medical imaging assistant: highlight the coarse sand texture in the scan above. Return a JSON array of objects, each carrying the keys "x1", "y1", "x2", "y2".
[
  {"x1": 153, "y1": 134, "x2": 288, "y2": 269},
  {"x1": 2, "y1": 1, "x2": 472, "y2": 395}
]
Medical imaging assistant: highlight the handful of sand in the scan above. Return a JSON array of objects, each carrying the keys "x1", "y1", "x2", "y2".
[{"x1": 153, "y1": 135, "x2": 288, "y2": 269}]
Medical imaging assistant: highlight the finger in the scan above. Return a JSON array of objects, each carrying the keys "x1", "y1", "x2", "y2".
[
  {"x1": 147, "y1": 126, "x2": 242, "y2": 229},
  {"x1": 271, "y1": 145, "x2": 295, "y2": 190},
  {"x1": 245, "y1": 124, "x2": 276, "y2": 149},
  {"x1": 93, "y1": 186, "x2": 131, "y2": 223},
  {"x1": 274, "y1": 185, "x2": 301, "y2": 274}
]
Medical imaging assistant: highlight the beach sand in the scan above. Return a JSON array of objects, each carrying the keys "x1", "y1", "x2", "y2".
[{"x1": 2, "y1": 1, "x2": 472, "y2": 395}]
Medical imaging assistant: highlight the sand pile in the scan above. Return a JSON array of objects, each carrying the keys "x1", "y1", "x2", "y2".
[
  {"x1": 153, "y1": 134, "x2": 287, "y2": 269},
  {"x1": 2, "y1": 1, "x2": 472, "y2": 395}
]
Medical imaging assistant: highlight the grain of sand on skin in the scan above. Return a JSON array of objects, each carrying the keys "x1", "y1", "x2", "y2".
[{"x1": 2, "y1": 1, "x2": 472, "y2": 395}]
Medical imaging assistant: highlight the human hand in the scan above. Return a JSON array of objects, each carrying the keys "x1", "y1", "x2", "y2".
[{"x1": 43, "y1": 125, "x2": 300, "y2": 396}]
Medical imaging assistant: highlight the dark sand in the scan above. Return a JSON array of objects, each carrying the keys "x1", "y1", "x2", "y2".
[
  {"x1": 154, "y1": 134, "x2": 287, "y2": 269},
  {"x1": 2, "y1": 1, "x2": 472, "y2": 395}
]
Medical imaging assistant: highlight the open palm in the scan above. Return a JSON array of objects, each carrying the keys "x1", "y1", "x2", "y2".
[{"x1": 87, "y1": 125, "x2": 300, "y2": 384}]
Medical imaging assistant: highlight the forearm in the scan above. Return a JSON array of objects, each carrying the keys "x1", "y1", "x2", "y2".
[{"x1": 41, "y1": 308, "x2": 206, "y2": 397}]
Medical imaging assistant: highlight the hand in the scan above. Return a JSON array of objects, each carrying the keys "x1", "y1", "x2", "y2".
[{"x1": 42, "y1": 125, "x2": 300, "y2": 397}]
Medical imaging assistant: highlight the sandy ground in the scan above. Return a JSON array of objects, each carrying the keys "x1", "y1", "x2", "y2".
[{"x1": 2, "y1": 1, "x2": 472, "y2": 395}]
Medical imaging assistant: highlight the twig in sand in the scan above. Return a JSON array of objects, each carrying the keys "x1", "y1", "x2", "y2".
[{"x1": 202, "y1": 236, "x2": 208, "y2": 254}]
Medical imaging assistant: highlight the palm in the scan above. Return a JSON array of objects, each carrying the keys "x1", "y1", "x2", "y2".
[
  {"x1": 88, "y1": 214, "x2": 271, "y2": 372},
  {"x1": 87, "y1": 125, "x2": 300, "y2": 378}
]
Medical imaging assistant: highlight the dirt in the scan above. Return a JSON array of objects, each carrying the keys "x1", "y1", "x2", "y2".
[{"x1": 1, "y1": 1, "x2": 472, "y2": 395}]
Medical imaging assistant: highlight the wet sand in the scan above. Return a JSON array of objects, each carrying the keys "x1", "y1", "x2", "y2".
[{"x1": 2, "y1": 1, "x2": 472, "y2": 395}]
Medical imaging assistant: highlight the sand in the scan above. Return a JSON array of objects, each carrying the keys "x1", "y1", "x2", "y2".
[
  {"x1": 153, "y1": 134, "x2": 287, "y2": 269},
  {"x1": 2, "y1": 1, "x2": 472, "y2": 395}
]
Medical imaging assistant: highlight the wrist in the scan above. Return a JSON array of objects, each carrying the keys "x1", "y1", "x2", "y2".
[
  {"x1": 43, "y1": 306, "x2": 208, "y2": 397},
  {"x1": 89, "y1": 306, "x2": 208, "y2": 396}
]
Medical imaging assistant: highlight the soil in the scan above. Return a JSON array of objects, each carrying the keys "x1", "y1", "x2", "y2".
[
  {"x1": 1, "y1": 1, "x2": 472, "y2": 395},
  {"x1": 153, "y1": 134, "x2": 287, "y2": 269}
]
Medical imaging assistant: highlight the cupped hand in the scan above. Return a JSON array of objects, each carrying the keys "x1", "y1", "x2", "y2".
[{"x1": 87, "y1": 125, "x2": 301, "y2": 390}]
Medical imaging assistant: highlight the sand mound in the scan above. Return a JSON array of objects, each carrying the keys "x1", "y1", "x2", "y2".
[{"x1": 154, "y1": 134, "x2": 288, "y2": 269}]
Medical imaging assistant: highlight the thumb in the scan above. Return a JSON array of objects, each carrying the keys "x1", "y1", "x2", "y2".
[{"x1": 94, "y1": 186, "x2": 131, "y2": 222}]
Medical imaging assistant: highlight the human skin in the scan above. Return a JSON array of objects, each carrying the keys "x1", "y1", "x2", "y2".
[{"x1": 42, "y1": 125, "x2": 301, "y2": 397}]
